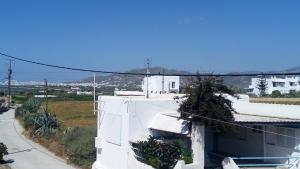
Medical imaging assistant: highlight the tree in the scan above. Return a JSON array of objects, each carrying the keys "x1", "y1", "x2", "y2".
[
  {"x1": 177, "y1": 76, "x2": 235, "y2": 168},
  {"x1": 256, "y1": 76, "x2": 268, "y2": 96},
  {"x1": 0, "y1": 142, "x2": 8, "y2": 163}
]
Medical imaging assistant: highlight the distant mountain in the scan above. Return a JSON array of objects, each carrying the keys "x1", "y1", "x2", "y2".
[
  {"x1": 78, "y1": 66, "x2": 300, "y2": 90},
  {"x1": 223, "y1": 65, "x2": 300, "y2": 88},
  {"x1": 78, "y1": 67, "x2": 192, "y2": 90}
]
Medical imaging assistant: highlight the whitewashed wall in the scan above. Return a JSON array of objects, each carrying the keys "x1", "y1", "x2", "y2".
[
  {"x1": 93, "y1": 96, "x2": 130, "y2": 169},
  {"x1": 93, "y1": 96, "x2": 185, "y2": 169}
]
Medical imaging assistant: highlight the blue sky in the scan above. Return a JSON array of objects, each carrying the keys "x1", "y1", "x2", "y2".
[{"x1": 1, "y1": 0, "x2": 300, "y2": 82}]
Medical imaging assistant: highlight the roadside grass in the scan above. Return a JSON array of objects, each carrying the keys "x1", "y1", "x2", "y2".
[
  {"x1": 47, "y1": 101, "x2": 96, "y2": 127},
  {"x1": 250, "y1": 97, "x2": 300, "y2": 105},
  {"x1": 16, "y1": 99, "x2": 97, "y2": 169}
]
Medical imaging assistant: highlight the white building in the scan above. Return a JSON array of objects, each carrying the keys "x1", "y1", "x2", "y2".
[
  {"x1": 248, "y1": 76, "x2": 300, "y2": 95},
  {"x1": 92, "y1": 92, "x2": 300, "y2": 169},
  {"x1": 217, "y1": 97, "x2": 300, "y2": 168},
  {"x1": 92, "y1": 94, "x2": 194, "y2": 169},
  {"x1": 141, "y1": 76, "x2": 180, "y2": 95}
]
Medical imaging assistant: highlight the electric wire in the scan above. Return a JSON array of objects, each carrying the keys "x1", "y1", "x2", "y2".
[
  {"x1": 1, "y1": 52, "x2": 300, "y2": 139},
  {"x1": 2, "y1": 52, "x2": 300, "y2": 77}
]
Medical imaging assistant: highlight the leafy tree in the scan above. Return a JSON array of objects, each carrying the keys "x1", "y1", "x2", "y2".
[
  {"x1": 178, "y1": 76, "x2": 235, "y2": 132},
  {"x1": 177, "y1": 76, "x2": 235, "y2": 167},
  {"x1": 256, "y1": 76, "x2": 268, "y2": 96},
  {"x1": 0, "y1": 142, "x2": 8, "y2": 162}
]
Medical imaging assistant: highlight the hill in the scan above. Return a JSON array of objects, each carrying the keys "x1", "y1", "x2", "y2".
[
  {"x1": 78, "y1": 66, "x2": 300, "y2": 90},
  {"x1": 79, "y1": 67, "x2": 192, "y2": 90}
]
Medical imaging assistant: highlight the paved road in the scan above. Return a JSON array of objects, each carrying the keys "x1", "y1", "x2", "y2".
[{"x1": 0, "y1": 109, "x2": 76, "y2": 169}]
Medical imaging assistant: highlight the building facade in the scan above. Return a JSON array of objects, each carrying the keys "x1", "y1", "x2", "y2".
[
  {"x1": 92, "y1": 94, "x2": 192, "y2": 169},
  {"x1": 141, "y1": 76, "x2": 180, "y2": 95},
  {"x1": 248, "y1": 76, "x2": 300, "y2": 95}
]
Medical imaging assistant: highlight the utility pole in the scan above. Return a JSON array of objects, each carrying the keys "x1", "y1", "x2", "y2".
[
  {"x1": 8, "y1": 59, "x2": 12, "y2": 107},
  {"x1": 146, "y1": 58, "x2": 150, "y2": 99},
  {"x1": 162, "y1": 68, "x2": 165, "y2": 94},
  {"x1": 44, "y1": 79, "x2": 48, "y2": 112},
  {"x1": 93, "y1": 72, "x2": 96, "y2": 115}
]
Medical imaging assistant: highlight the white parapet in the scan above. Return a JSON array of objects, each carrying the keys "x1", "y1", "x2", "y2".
[{"x1": 222, "y1": 158, "x2": 240, "y2": 169}]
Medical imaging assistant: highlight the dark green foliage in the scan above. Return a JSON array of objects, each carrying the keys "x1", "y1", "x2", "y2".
[
  {"x1": 15, "y1": 98, "x2": 41, "y2": 117},
  {"x1": 0, "y1": 142, "x2": 8, "y2": 162},
  {"x1": 23, "y1": 113, "x2": 38, "y2": 129},
  {"x1": 16, "y1": 98, "x2": 59, "y2": 136},
  {"x1": 22, "y1": 98, "x2": 41, "y2": 114},
  {"x1": 175, "y1": 140, "x2": 193, "y2": 164},
  {"x1": 267, "y1": 90, "x2": 300, "y2": 98},
  {"x1": 256, "y1": 76, "x2": 268, "y2": 96},
  {"x1": 178, "y1": 76, "x2": 235, "y2": 133},
  {"x1": 62, "y1": 127, "x2": 96, "y2": 167},
  {"x1": 32, "y1": 112, "x2": 59, "y2": 136},
  {"x1": 65, "y1": 94, "x2": 94, "y2": 101},
  {"x1": 271, "y1": 90, "x2": 282, "y2": 98},
  {"x1": 131, "y1": 136, "x2": 182, "y2": 169}
]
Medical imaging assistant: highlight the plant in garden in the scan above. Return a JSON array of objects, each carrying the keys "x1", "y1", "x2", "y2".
[
  {"x1": 62, "y1": 127, "x2": 96, "y2": 167},
  {"x1": 15, "y1": 98, "x2": 41, "y2": 117},
  {"x1": 271, "y1": 90, "x2": 282, "y2": 98},
  {"x1": 0, "y1": 142, "x2": 8, "y2": 163},
  {"x1": 131, "y1": 136, "x2": 182, "y2": 169},
  {"x1": 33, "y1": 112, "x2": 59, "y2": 136}
]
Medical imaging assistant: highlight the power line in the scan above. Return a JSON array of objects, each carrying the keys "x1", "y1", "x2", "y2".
[{"x1": 2, "y1": 52, "x2": 300, "y2": 77}]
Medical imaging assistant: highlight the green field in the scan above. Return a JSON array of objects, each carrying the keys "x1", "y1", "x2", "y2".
[{"x1": 48, "y1": 101, "x2": 96, "y2": 127}]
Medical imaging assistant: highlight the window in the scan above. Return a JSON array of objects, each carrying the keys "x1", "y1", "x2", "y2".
[
  {"x1": 276, "y1": 127, "x2": 285, "y2": 147},
  {"x1": 171, "y1": 82, "x2": 175, "y2": 88},
  {"x1": 272, "y1": 82, "x2": 285, "y2": 87},
  {"x1": 290, "y1": 82, "x2": 297, "y2": 86},
  {"x1": 286, "y1": 128, "x2": 296, "y2": 148},
  {"x1": 266, "y1": 126, "x2": 297, "y2": 149}
]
